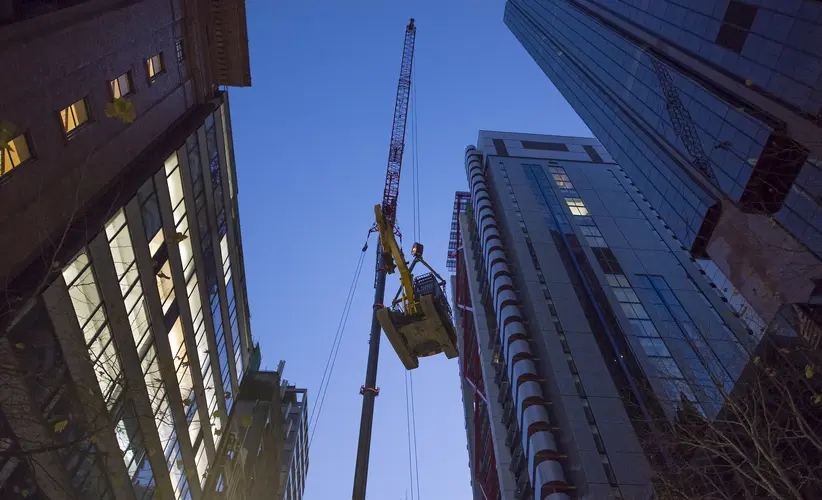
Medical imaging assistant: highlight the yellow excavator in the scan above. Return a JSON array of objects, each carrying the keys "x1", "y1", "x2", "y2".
[{"x1": 373, "y1": 204, "x2": 458, "y2": 370}]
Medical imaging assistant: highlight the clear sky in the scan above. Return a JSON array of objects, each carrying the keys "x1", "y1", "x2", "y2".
[{"x1": 228, "y1": 1, "x2": 591, "y2": 499}]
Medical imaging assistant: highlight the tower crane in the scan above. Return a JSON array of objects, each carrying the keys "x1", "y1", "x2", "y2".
[{"x1": 352, "y1": 18, "x2": 458, "y2": 500}]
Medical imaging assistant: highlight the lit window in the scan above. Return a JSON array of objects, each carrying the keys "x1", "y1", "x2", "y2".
[
  {"x1": 60, "y1": 98, "x2": 90, "y2": 135},
  {"x1": 552, "y1": 173, "x2": 574, "y2": 189},
  {"x1": 1, "y1": 132, "x2": 33, "y2": 175},
  {"x1": 565, "y1": 197, "x2": 588, "y2": 216},
  {"x1": 109, "y1": 72, "x2": 133, "y2": 99},
  {"x1": 147, "y1": 53, "x2": 165, "y2": 80}
]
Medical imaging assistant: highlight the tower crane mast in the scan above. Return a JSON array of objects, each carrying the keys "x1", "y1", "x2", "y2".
[{"x1": 352, "y1": 18, "x2": 416, "y2": 500}]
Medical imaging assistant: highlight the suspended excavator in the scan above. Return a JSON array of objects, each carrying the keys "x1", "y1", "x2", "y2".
[
  {"x1": 351, "y1": 18, "x2": 456, "y2": 500},
  {"x1": 374, "y1": 204, "x2": 458, "y2": 370}
]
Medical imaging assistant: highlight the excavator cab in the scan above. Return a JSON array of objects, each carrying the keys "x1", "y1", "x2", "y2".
[{"x1": 373, "y1": 205, "x2": 459, "y2": 370}]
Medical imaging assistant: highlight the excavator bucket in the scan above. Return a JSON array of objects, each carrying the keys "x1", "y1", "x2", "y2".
[{"x1": 377, "y1": 273, "x2": 458, "y2": 370}]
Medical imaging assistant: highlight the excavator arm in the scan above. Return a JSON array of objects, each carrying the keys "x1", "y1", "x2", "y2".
[{"x1": 374, "y1": 204, "x2": 417, "y2": 315}]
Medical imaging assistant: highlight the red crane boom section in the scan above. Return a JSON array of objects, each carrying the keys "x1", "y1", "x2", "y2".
[{"x1": 381, "y1": 18, "x2": 416, "y2": 231}]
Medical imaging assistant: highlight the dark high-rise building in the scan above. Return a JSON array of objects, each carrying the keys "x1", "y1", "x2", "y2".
[
  {"x1": 1, "y1": 91, "x2": 253, "y2": 500},
  {"x1": 0, "y1": 0, "x2": 250, "y2": 310},
  {"x1": 504, "y1": 0, "x2": 822, "y2": 337},
  {"x1": 0, "y1": 2, "x2": 253, "y2": 493},
  {"x1": 201, "y1": 369, "x2": 309, "y2": 500},
  {"x1": 450, "y1": 131, "x2": 755, "y2": 500}
]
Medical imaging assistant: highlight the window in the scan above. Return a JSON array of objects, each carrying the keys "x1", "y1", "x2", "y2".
[
  {"x1": 175, "y1": 40, "x2": 185, "y2": 63},
  {"x1": 1, "y1": 132, "x2": 33, "y2": 174},
  {"x1": 60, "y1": 98, "x2": 90, "y2": 135},
  {"x1": 109, "y1": 72, "x2": 133, "y2": 99},
  {"x1": 740, "y1": 132, "x2": 808, "y2": 215},
  {"x1": 621, "y1": 302, "x2": 650, "y2": 320},
  {"x1": 593, "y1": 247, "x2": 624, "y2": 274},
  {"x1": 565, "y1": 197, "x2": 588, "y2": 216},
  {"x1": 575, "y1": 216, "x2": 595, "y2": 226},
  {"x1": 663, "y1": 379, "x2": 697, "y2": 403},
  {"x1": 584, "y1": 145, "x2": 603, "y2": 163},
  {"x1": 147, "y1": 53, "x2": 165, "y2": 80},
  {"x1": 716, "y1": 1, "x2": 757, "y2": 53},
  {"x1": 62, "y1": 252, "x2": 124, "y2": 408},
  {"x1": 606, "y1": 273, "x2": 630, "y2": 288},
  {"x1": 630, "y1": 319, "x2": 659, "y2": 337},
  {"x1": 580, "y1": 226, "x2": 607, "y2": 247},
  {"x1": 552, "y1": 173, "x2": 574, "y2": 189},
  {"x1": 639, "y1": 337, "x2": 670, "y2": 357},
  {"x1": 522, "y1": 140, "x2": 569, "y2": 152}
]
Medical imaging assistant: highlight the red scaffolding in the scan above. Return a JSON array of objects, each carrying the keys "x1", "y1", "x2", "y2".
[{"x1": 450, "y1": 191, "x2": 499, "y2": 500}]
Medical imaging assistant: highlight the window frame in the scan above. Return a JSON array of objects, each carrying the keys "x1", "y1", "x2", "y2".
[
  {"x1": 716, "y1": 1, "x2": 757, "y2": 53},
  {"x1": 59, "y1": 97, "x2": 92, "y2": 137},
  {"x1": 109, "y1": 71, "x2": 135, "y2": 99},
  {"x1": 521, "y1": 140, "x2": 569, "y2": 152},
  {"x1": 146, "y1": 52, "x2": 166, "y2": 82},
  {"x1": 565, "y1": 197, "x2": 589, "y2": 216},
  {"x1": 1, "y1": 130, "x2": 35, "y2": 175},
  {"x1": 175, "y1": 39, "x2": 185, "y2": 63}
]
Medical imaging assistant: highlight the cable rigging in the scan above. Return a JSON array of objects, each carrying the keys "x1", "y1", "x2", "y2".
[
  {"x1": 405, "y1": 55, "x2": 423, "y2": 500},
  {"x1": 308, "y1": 231, "x2": 371, "y2": 449}
]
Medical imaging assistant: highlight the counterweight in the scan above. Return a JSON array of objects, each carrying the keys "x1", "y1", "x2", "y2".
[{"x1": 352, "y1": 19, "x2": 416, "y2": 500}]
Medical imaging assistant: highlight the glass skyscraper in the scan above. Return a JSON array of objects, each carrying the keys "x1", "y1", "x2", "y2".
[{"x1": 504, "y1": 0, "x2": 822, "y2": 336}]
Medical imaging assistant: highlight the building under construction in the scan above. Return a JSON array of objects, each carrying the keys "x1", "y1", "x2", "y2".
[
  {"x1": 449, "y1": 131, "x2": 755, "y2": 500},
  {"x1": 201, "y1": 369, "x2": 308, "y2": 500}
]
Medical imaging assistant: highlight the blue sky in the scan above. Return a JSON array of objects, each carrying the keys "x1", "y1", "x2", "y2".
[{"x1": 229, "y1": 1, "x2": 590, "y2": 498}]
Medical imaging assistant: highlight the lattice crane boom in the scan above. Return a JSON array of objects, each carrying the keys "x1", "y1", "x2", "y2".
[{"x1": 381, "y1": 18, "x2": 416, "y2": 230}]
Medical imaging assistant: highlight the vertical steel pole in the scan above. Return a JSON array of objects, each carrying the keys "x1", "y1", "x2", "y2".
[{"x1": 352, "y1": 245, "x2": 387, "y2": 500}]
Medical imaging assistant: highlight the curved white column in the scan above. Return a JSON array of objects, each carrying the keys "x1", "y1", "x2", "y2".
[{"x1": 465, "y1": 146, "x2": 571, "y2": 497}]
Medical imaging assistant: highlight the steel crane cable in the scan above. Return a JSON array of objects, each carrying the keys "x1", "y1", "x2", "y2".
[
  {"x1": 308, "y1": 231, "x2": 371, "y2": 449},
  {"x1": 412, "y1": 60, "x2": 422, "y2": 242},
  {"x1": 404, "y1": 371, "x2": 416, "y2": 500},
  {"x1": 409, "y1": 372, "x2": 421, "y2": 499},
  {"x1": 403, "y1": 57, "x2": 423, "y2": 500}
]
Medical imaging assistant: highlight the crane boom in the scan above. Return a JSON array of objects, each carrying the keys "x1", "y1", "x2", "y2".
[
  {"x1": 381, "y1": 18, "x2": 416, "y2": 230},
  {"x1": 352, "y1": 19, "x2": 416, "y2": 500}
]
